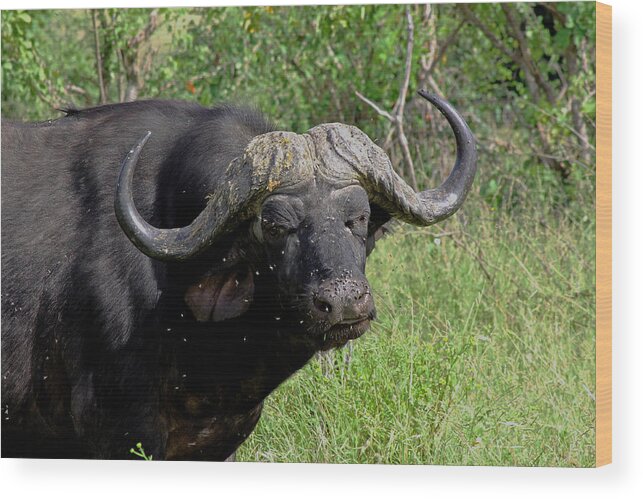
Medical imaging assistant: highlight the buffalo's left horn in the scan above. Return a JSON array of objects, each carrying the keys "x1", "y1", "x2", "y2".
[
  {"x1": 312, "y1": 90, "x2": 477, "y2": 226},
  {"x1": 412, "y1": 90, "x2": 477, "y2": 224}
]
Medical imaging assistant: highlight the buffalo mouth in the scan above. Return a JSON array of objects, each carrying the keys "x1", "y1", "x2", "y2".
[{"x1": 319, "y1": 317, "x2": 372, "y2": 351}]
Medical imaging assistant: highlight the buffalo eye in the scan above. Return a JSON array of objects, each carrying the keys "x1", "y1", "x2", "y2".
[
  {"x1": 345, "y1": 213, "x2": 369, "y2": 237},
  {"x1": 262, "y1": 220, "x2": 292, "y2": 241}
]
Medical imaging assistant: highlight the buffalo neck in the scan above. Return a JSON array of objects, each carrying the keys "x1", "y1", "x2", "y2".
[{"x1": 159, "y1": 288, "x2": 318, "y2": 416}]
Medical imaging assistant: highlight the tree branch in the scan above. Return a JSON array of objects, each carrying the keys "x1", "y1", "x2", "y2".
[
  {"x1": 394, "y1": 6, "x2": 414, "y2": 118},
  {"x1": 127, "y1": 9, "x2": 159, "y2": 48},
  {"x1": 458, "y1": 5, "x2": 517, "y2": 63},
  {"x1": 91, "y1": 10, "x2": 108, "y2": 104},
  {"x1": 355, "y1": 91, "x2": 394, "y2": 122},
  {"x1": 425, "y1": 20, "x2": 464, "y2": 77},
  {"x1": 122, "y1": 9, "x2": 160, "y2": 102},
  {"x1": 501, "y1": 3, "x2": 556, "y2": 105},
  {"x1": 355, "y1": 6, "x2": 418, "y2": 190},
  {"x1": 543, "y1": 2, "x2": 593, "y2": 163},
  {"x1": 459, "y1": 3, "x2": 571, "y2": 179}
]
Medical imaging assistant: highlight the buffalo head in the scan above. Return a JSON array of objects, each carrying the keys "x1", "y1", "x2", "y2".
[{"x1": 114, "y1": 91, "x2": 476, "y2": 350}]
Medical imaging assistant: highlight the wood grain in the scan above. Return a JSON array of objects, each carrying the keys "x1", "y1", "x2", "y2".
[{"x1": 595, "y1": 1, "x2": 612, "y2": 468}]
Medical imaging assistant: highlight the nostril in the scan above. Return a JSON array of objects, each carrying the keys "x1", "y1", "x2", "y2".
[
  {"x1": 354, "y1": 288, "x2": 370, "y2": 303},
  {"x1": 313, "y1": 295, "x2": 333, "y2": 315}
]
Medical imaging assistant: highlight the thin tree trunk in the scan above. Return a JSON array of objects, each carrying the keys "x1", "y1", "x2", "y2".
[
  {"x1": 91, "y1": 10, "x2": 108, "y2": 104},
  {"x1": 354, "y1": 6, "x2": 419, "y2": 190}
]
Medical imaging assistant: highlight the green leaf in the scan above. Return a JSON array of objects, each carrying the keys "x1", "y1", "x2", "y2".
[
  {"x1": 581, "y1": 98, "x2": 596, "y2": 116},
  {"x1": 554, "y1": 28, "x2": 571, "y2": 51}
]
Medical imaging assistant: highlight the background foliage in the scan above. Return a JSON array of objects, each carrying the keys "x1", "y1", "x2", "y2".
[{"x1": 1, "y1": 3, "x2": 596, "y2": 466}]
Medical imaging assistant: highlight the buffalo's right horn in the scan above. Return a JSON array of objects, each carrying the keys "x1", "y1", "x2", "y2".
[{"x1": 114, "y1": 129, "x2": 314, "y2": 261}]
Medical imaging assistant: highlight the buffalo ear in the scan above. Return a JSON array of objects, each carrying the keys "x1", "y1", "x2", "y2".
[
  {"x1": 366, "y1": 203, "x2": 393, "y2": 256},
  {"x1": 184, "y1": 267, "x2": 254, "y2": 322}
]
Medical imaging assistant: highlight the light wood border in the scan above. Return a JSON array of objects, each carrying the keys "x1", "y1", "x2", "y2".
[{"x1": 595, "y1": 1, "x2": 612, "y2": 468}]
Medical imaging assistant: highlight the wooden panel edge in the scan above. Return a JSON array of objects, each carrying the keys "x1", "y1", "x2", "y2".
[{"x1": 595, "y1": 1, "x2": 612, "y2": 468}]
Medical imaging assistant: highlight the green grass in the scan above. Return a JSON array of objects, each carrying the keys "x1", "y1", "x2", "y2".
[{"x1": 237, "y1": 198, "x2": 596, "y2": 466}]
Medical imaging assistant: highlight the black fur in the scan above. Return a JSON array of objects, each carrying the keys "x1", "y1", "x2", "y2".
[{"x1": 1, "y1": 100, "x2": 383, "y2": 460}]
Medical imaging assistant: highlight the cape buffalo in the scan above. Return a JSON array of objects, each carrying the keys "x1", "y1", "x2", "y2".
[{"x1": 1, "y1": 91, "x2": 476, "y2": 460}]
